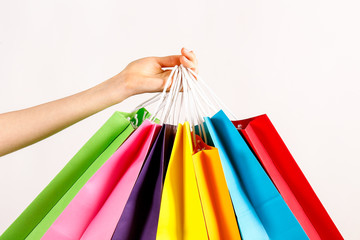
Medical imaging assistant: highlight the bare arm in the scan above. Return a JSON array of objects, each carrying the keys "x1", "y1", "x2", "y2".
[{"x1": 0, "y1": 48, "x2": 198, "y2": 157}]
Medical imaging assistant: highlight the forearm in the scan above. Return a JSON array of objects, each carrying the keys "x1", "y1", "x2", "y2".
[{"x1": 0, "y1": 76, "x2": 128, "y2": 157}]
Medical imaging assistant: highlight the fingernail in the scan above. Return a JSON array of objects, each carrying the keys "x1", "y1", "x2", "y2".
[{"x1": 183, "y1": 47, "x2": 191, "y2": 52}]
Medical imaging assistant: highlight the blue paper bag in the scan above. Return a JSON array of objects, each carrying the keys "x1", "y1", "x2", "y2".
[
  {"x1": 205, "y1": 116, "x2": 269, "y2": 240},
  {"x1": 205, "y1": 110, "x2": 308, "y2": 240}
]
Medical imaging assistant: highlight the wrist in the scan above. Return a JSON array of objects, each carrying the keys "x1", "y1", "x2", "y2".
[{"x1": 101, "y1": 71, "x2": 133, "y2": 106}]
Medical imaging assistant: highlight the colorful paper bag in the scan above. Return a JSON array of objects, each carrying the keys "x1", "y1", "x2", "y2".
[
  {"x1": 25, "y1": 108, "x2": 149, "y2": 239},
  {"x1": 111, "y1": 124, "x2": 176, "y2": 240},
  {"x1": 41, "y1": 119, "x2": 160, "y2": 240},
  {"x1": 233, "y1": 114, "x2": 343, "y2": 240},
  {"x1": 205, "y1": 116, "x2": 269, "y2": 240},
  {"x1": 156, "y1": 122, "x2": 208, "y2": 240},
  {"x1": 205, "y1": 110, "x2": 309, "y2": 240},
  {"x1": 0, "y1": 110, "x2": 144, "y2": 240},
  {"x1": 192, "y1": 135, "x2": 241, "y2": 240}
]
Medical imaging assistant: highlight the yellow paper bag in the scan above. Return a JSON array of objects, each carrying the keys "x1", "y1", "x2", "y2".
[
  {"x1": 193, "y1": 135, "x2": 241, "y2": 240},
  {"x1": 156, "y1": 123, "x2": 208, "y2": 240}
]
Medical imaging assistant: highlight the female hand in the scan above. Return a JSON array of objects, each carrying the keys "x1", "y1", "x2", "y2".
[{"x1": 105, "y1": 47, "x2": 198, "y2": 103}]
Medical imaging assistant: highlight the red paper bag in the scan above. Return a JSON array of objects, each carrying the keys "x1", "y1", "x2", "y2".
[{"x1": 233, "y1": 114, "x2": 343, "y2": 240}]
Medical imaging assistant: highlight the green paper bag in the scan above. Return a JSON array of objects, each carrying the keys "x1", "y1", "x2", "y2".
[{"x1": 0, "y1": 108, "x2": 150, "y2": 240}]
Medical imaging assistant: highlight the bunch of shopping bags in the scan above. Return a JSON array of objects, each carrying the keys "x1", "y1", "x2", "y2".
[{"x1": 0, "y1": 65, "x2": 343, "y2": 240}]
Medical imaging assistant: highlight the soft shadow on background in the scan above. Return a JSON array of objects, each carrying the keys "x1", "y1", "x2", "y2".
[{"x1": 1, "y1": 0, "x2": 359, "y2": 238}]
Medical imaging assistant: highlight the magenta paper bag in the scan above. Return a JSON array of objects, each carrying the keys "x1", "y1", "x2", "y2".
[
  {"x1": 80, "y1": 123, "x2": 163, "y2": 240},
  {"x1": 41, "y1": 120, "x2": 161, "y2": 240}
]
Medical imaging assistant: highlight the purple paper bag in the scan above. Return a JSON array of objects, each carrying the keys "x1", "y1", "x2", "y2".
[{"x1": 111, "y1": 124, "x2": 176, "y2": 240}]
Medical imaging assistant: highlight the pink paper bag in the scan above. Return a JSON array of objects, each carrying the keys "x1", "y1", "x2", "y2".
[{"x1": 42, "y1": 120, "x2": 161, "y2": 240}]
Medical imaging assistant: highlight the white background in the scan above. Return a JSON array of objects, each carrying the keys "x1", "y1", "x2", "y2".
[{"x1": 1, "y1": 0, "x2": 359, "y2": 239}]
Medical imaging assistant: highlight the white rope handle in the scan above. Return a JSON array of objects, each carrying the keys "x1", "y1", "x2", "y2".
[
  {"x1": 131, "y1": 64, "x2": 236, "y2": 134},
  {"x1": 180, "y1": 65, "x2": 208, "y2": 143},
  {"x1": 150, "y1": 66, "x2": 178, "y2": 122},
  {"x1": 182, "y1": 67, "x2": 217, "y2": 115},
  {"x1": 188, "y1": 68, "x2": 237, "y2": 119},
  {"x1": 185, "y1": 69, "x2": 224, "y2": 115},
  {"x1": 131, "y1": 93, "x2": 162, "y2": 113},
  {"x1": 160, "y1": 67, "x2": 182, "y2": 124},
  {"x1": 180, "y1": 66, "x2": 198, "y2": 145},
  {"x1": 163, "y1": 67, "x2": 183, "y2": 124}
]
